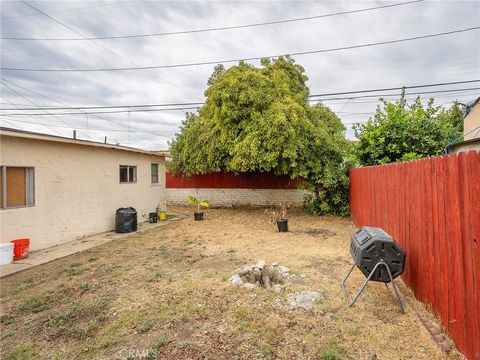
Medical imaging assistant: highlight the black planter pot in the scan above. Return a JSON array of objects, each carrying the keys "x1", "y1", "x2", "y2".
[
  {"x1": 277, "y1": 219, "x2": 288, "y2": 232},
  {"x1": 149, "y1": 212, "x2": 158, "y2": 223},
  {"x1": 194, "y1": 212, "x2": 204, "y2": 221}
]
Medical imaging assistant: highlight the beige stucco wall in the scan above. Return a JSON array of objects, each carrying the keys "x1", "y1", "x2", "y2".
[
  {"x1": 464, "y1": 102, "x2": 480, "y2": 140},
  {"x1": 0, "y1": 135, "x2": 166, "y2": 251}
]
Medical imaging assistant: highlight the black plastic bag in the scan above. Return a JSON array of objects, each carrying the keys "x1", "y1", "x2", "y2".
[{"x1": 115, "y1": 207, "x2": 137, "y2": 233}]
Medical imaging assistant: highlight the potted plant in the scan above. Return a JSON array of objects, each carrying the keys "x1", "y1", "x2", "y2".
[
  {"x1": 188, "y1": 195, "x2": 209, "y2": 221},
  {"x1": 276, "y1": 203, "x2": 289, "y2": 232}
]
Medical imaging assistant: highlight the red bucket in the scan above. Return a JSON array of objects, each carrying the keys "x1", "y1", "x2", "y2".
[{"x1": 10, "y1": 238, "x2": 30, "y2": 260}]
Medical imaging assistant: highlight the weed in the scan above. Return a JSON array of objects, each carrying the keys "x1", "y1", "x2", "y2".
[
  {"x1": 180, "y1": 314, "x2": 189, "y2": 323},
  {"x1": 70, "y1": 262, "x2": 82, "y2": 268},
  {"x1": 261, "y1": 344, "x2": 276, "y2": 358},
  {"x1": 227, "y1": 248, "x2": 237, "y2": 254},
  {"x1": 88, "y1": 257, "x2": 98, "y2": 262},
  {"x1": 1, "y1": 329, "x2": 15, "y2": 339},
  {"x1": 349, "y1": 327, "x2": 360, "y2": 336},
  {"x1": 147, "y1": 335, "x2": 168, "y2": 359},
  {"x1": 136, "y1": 319, "x2": 153, "y2": 333},
  {"x1": 5, "y1": 342, "x2": 37, "y2": 360},
  {"x1": 79, "y1": 283, "x2": 90, "y2": 293},
  {"x1": 67, "y1": 267, "x2": 84, "y2": 276},
  {"x1": 18, "y1": 295, "x2": 48, "y2": 313},
  {"x1": 316, "y1": 339, "x2": 347, "y2": 360}
]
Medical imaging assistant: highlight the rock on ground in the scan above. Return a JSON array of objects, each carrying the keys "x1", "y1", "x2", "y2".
[
  {"x1": 242, "y1": 283, "x2": 255, "y2": 291},
  {"x1": 288, "y1": 291, "x2": 321, "y2": 310},
  {"x1": 229, "y1": 274, "x2": 243, "y2": 287}
]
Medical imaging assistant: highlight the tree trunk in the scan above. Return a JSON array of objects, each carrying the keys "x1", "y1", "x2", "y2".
[{"x1": 261, "y1": 266, "x2": 271, "y2": 289}]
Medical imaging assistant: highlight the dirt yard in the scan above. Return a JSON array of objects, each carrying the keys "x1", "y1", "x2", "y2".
[{"x1": 0, "y1": 207, "x2": 462, "y2": 360}]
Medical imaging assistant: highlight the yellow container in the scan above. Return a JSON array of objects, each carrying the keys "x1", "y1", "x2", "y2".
[{"x1": 159, "y1": 211, "x2": 167, "y2": 221}]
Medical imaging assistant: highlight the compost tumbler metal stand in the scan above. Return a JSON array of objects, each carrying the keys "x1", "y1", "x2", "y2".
[{"x1": 341, "y1": 260, "x2": 405, "y2": 313}]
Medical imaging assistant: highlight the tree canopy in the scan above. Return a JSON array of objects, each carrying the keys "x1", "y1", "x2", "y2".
[
  {"x1": 353, "y1": 93, "x2": 463, "y2": 166},
  {"x1": 169, "y1": 57, "x2": 351, "y2": 215}
]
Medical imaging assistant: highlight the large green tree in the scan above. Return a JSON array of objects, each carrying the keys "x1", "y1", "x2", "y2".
[
  {"x1": 169, "y1": 57, "x2": 351, "y2": 215},
  {"x1": 353, "y1": 93, "x2": 463, "y2": 166}
]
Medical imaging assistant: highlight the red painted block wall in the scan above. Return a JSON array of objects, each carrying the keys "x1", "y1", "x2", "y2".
[
  {"x1": 350, "y1": 151, "x2": 480, "y2": 360},
  {"x1": 166, "y1": 172, "x2": 300, "y2": 189}
]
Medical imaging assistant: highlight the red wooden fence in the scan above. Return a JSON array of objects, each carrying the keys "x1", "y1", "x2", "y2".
[
  {"x1": 350, "y1": 151, "x2": 480, "y2": 360},
  {"x1": 166, "y1": 172, "x2": 299, "y2": 189}
]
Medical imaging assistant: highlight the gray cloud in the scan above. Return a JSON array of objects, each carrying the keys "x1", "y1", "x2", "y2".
[{"x1": 1, "y1": 0, "x2": 479, "y2": 149}]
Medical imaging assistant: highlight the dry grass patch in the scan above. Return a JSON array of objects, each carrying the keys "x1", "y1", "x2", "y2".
[{"x1": 0, "y1": 207, "x2": 462, "y2": 359}]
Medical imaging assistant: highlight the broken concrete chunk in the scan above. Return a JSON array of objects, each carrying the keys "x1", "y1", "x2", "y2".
[
  {"x1": 288, "y1": 291, "x2": 320, "y2": 310},
  {"x1": 229, "y1": 274, "x2": 243, "y2": 287},
  {"x1": 242, "y1": 283, "x2": 255, "y2": 291},
  {"x1": 234, "y1": 267, "x2": 251, "y2": 276},
  {"x1": 255, "y1": 260, "x2": 266, "y2": 270}
]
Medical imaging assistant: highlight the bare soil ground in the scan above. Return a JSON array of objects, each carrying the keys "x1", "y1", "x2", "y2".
[{"x1": 0, "y1": 207, "x2": 463, "y2": 360}]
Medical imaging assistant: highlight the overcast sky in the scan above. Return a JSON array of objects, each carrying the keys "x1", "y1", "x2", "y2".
[{"x1": 1, "y1": 0, "x2": 479, "y2": 150}]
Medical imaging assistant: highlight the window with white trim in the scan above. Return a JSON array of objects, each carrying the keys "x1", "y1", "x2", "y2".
[
  {"x1": 151, "y1": 163, "x2": 159, "y2": 184},
  {"x1": 0, "y1": 166, "x2": 35, "y2": 209}
]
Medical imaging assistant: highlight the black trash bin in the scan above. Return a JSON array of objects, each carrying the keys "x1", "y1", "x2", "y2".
[
  {"x1": 115, "y1": 207, "x2": 137, "y2": 233},
  {"x1": 149, "y1": 212, "x2": 158, "y2": 223}
]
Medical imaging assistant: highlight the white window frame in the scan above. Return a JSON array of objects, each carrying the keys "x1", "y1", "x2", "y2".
[
  {"x1": 151, "y1": 163, "x2": 159, "y2": 185},
  {"x1": 1, "y1": 166, "x2": 35, "y2": 209},
  {"x1": 119, "y1": 165, "x2": 137, "y2": 184}
]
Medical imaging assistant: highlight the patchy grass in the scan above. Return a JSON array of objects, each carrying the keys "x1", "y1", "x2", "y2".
[
  {"x1": 0, "y1": 207, "x2": 458, "y2": 359},
  {"x1": 316, "y1": 339, "x2": 347, "y2": 360}
]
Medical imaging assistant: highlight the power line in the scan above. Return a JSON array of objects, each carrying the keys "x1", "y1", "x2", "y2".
[
  {"x1": 0, "y1": 106, "x2": 201, "y2": 116},
  {"x1": 1, "y1": 80, "x2": 478, "y2": 112},
  {"x1": 1, "y1": 0, "x2": 424, "y2": 41},
  {"x1": 1, "y1": 87, "x2": 475, "y2": 116},
  {"x1": 0, "y1": 77, "x2": 153, "y2": 133},
  {"x1": 1, "y1": 1, "x2": 134, "y2": 21},
  {"x1": 308, "y1": 80, "x2": 480, "y2": 98},
  {"x1": 309, "y1": 87, "x2": 480, "y2": 102},
  {"x1": 0, "y1": 93, "x2": 64, "y2": 136},
  {"x1": 3, "y1": 26, "x2": 479, "y2": 72},
  {"x1": 20, "y1": 1, "x2": 138, "y2": 68},
  {"x1": 0, "y1": 117, "x2": 177, "y2": 136}
]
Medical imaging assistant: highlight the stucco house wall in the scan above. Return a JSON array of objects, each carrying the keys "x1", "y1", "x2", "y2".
[
  {"x1": 0, "y1": 131, "x2": 166, "y2": 251},
  {"x1": 464, "y1": 98, "x2": 480, "y2": 140}
]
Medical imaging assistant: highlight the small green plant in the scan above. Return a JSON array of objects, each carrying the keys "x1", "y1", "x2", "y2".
[
  {"x1": 5, "y1": 342, "x2": 37, "y2": 360},
  {"x1": 136, "y1": 319, "x2": 153, "y2": 333},
  {"x1": 18, "y1": 296, "x2": 48, "y2": 313},
  {"x1": 1, "y1": 329, "x2": 15, "y2": 339},
  {"x1": 147, "y1": 335, "x2": 168, "y2": 358},
  {"x1": 316, "y1": 339, "x2": 347, "y2": 360},
  {"x1": 180, "y1": 314, "x2": 189, "y2": 323},
  {"x1": 188, "y1": 195, "x2": 209, "y2": 212},
  {"x1": 79, "y1": 283, "x2": 90, "y2": 293}
]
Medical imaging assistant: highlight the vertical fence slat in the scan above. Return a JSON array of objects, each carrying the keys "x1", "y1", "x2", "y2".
[
  {"x1": 467, "y1": 151, "x2": 480, "y2": 360},
  {"x1": 350, "y1": 151, "x2": 479, "y2": 360}
]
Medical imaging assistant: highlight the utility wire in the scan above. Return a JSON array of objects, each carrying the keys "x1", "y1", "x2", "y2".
[
  {"x1": 0, "y1": 117, "x2": 177, "y2": 135},
  {"x1": 0, "y1": 94, "x2": 64, "y2": 136},
  {"x1": 0, "y1": 106, "x2": 201, "y2": 116},
  {"x1": 3, "y1": 26, "x2": 479, "y2": 72},
  {"x1": 1, "y1": 1, "x2": 134, "y2": 21},
  {"x1": 20, "y1": 1, "x2": 138, "y2": 68},
  {"x1": 309, "y1": 87, "x2": 480, "y2": 102},
  {"x1": 2, "y1": 87, "x2": 476, "y2": 116},
  {"x1": 1, "y1": 81, "x2": 478, "y2": 112},
  {"x1": 0, "y1": 76, "x2": 154, "y2": 133},
  {"x1": 1, "y1": 0, "x2": 424, "y2": 41},
  {"x1": 308, "y1": 80, "x2": 480, "y2": 98},
  {"x1": 1, "y1": 82, "x2": 78, "y2": 134}
]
